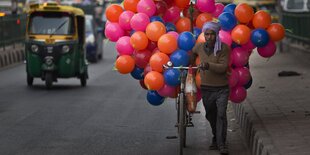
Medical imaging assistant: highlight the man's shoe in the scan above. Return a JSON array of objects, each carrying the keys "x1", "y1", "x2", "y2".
[
  {"x1": 208, "y1": 142, "x2": 218, "y2": 150},
  {"x1": 219, "y1": 146, "x2": 229, "y2": 155}
]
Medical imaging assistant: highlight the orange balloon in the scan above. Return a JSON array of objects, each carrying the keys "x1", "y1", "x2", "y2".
[
  {"x1": 195, "y1": 71, "x2": 201, "y2": 89},
  {"x1": 196, "y1": 33, "x2": 205, "y2": 43},
  {"x1": 158, "y1": 34, "x2": 177, "y2": 54},
  {"x1": 235, "y1": 3, "x2": 254, "y2": 24},
  {"x1": 267, "y1": 23, "x2": 285, "y2": 42},
  {"x1": 195, "y1": 56, "x2": 200, "y2": 66},
  {"x1": 123, "y1": 0, "x2": 139, "y2": 13},
  {"x1": 231, "y1": 24, "x2": 251, "y2": 45},
  {"x1": 146, "y1": 21, "x2": 167, "y2": 42},
  {"x1": 196, "y1": 13, "x2": 213, "y2": 28},
  {"x1": 174, "y1": 0, "x2": 190, "y2": 9},
  {"x1": 130, "y1": 31, "x2": 149, "y2": 50},
  {"x1": 176, "y1": 17, "x2": 191, "y2": 33},
  {"x1": 149, "y1": 52, "x2": 170, "y2": 73},
  {"x1": 252, "y1": 10, "x2": 271, "y2": 29},
  {"x1": 144, "y1": 71, "x2": 165, "y2": 90},
  {"x1": 115, "y1": 55, "x2": 135, "y2": 74},
  {"x1": 105, "y1": 4, "x2": 124, "y2": 22}
]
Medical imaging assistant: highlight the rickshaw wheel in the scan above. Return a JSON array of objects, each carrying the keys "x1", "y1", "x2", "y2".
[
  {"x1": 80, "y1": 73, "x2": 87, "y2": 87},
  {"x1": 27, "y1": 74, "x2": 33, "y2": 86},
  {"x1": 45, "y1": 72, "x2": 53, "y2": 89}
]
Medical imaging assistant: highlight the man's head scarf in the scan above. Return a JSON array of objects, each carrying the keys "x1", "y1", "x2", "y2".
[{"x1": 202, "y1": 21, "x2": 221, "y2": 56}]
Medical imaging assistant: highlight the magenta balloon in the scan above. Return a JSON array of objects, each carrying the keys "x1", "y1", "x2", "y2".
[
  {"x1": 228, "y1": 68, "x2": 239, "y2": 88},
  {"x1": 229, "y1": 86, "x2": 247, "y2": 103},
  {"x1": 155, "y1": 0, "x2": 168, "y2": 16},
  {"x1": 119, "y1": 11, "x2": 134, "y2": 31},
  {"x1": 134, "y1": 49, "x2": 152, "y2": 68},
  {"x1": 212, "y1": 3, "x2": 224, "y2": 18},
  {"x1": 137, "y1": 0, "x2": 156, "y2": 17},
  {"x1": 158, "y1": 84, "x2": 176, "y2": 97},
  {"x1": 147, "y1": 41, "x2": 157, "y2": 51},
  {"x1": 257, "y1": 41, "x2": 277, "y2": 58},
  {"x1": 105, "y1": 22, "x2": 125, "y2": 42},
  {"x1": 231, "y1": 47, "x2": 249, "y2": 67},
  {"x1": 143, "y1": 64, "x2": 152, "y2": 75},
  {"x1": 219, "y1": 29, "x2": 232, "y2": 46},
  {"x1": 196, "y1": 88, "x2": 202, "y2": 102},
  {"x1": 116, "y1": 36, "x2": 134, "y2": 55},
  {"x1": 163, "y1": 6, "x2": 181, "y2": 23},
  {"x1": 196, "y1": 0, "x2": 216, "y2": 13},
  {"x1": 130, "y1": 13, "x2": 150, "y2": 31},
  {"x1": 235, "y1": 67, "x2": 251, "y2": 86},
  {"x1": 167, "y1": 31, "x2": 179, "y2": 40},
  {"x1": 241, "y1": 40, "x2": 256, "y2": 51}
]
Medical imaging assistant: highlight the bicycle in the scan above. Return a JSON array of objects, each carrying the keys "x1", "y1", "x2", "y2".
[{"x1": 163, "y1": 62, "x2": 200, "y2": 155}]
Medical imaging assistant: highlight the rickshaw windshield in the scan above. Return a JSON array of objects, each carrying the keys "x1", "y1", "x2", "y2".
[{"x1": 29, "y1": 12, "x2": 75, "y2": 35}]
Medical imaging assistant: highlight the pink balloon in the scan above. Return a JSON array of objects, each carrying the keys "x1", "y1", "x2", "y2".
[
  {"x1": 119, "y1": 11, "x2": 134, "y2": 31},
  {"x1": 212, "y1": 3, "x2": 224, "y2": 18},
  {"x1": 196, "y1": 0, "x2": 216, "y2": 13},
  {"x1": 105, "y1": 22, "x2": 125, "y2": 42},
  {"x1": 196, "y1": 88, "x2": 202, "y2": 102},
  {"x1": 163, "y1": 6, "x2": 181, "y2": 23},
  {"x1": 137, "y1": 0, "x2": 156, "y2": 17},
  {"x1": 134, "y1": 49, "x2": 152, "y2": 68},
  {"x1": 235, "y1": 67, "x2": 251, "y2": 86},
  {"x1": 228, "y1": 69, "x2": 239, "y2": 88},
  {"x1": 158, "y1": 84, "x2": 176, "y2": 97},
  {"x1": 231, "y1": 47, "x2": 249, "y2": 67},
  {"x1": 229, "y1": 86, "x2": 247, "y2": 103},
  {"x1": 167, "y1": 31, "x2": 179, "y2": 40},
  {"x1": 257, "y1": 41, "x2": 277, "y2": 58},
  {"x1": 241, "y1": 40, "x2": 256, "y2": 51},
  {"x1": 116, "y1": 36, "x2": 134, "y2": 55},
  {"x1": 219, "y1": 30, "x2": 232, "y2": 46},
  {"x1": 130, "y1": 13, "x2": 150, "y2": 31}
]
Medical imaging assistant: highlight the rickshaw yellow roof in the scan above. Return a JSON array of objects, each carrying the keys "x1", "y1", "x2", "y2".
[{"x1": 28, "y1": 2, "x2": 84, "y2": 16}]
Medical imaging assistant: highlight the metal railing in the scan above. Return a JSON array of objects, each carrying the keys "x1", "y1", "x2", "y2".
[
  {"x1": 282, "y1": 12, "x2": 310, "y2": 43},
  {"x1": 0, "y1": 14, "x2": 26, "y2": 48}
]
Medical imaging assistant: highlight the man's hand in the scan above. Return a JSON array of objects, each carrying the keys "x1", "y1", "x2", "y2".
[{"x1": 199, "y1": 62, "x2": 209, "y2": 70}]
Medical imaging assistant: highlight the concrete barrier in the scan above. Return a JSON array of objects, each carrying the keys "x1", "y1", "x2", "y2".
[{"x1": 0, "y1": 43, "x2": 24, "y2": 69}]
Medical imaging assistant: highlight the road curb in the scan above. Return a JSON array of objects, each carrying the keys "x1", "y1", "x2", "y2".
[{"x1": 232, "y1": 102, "x2": 280, "y2": 155}]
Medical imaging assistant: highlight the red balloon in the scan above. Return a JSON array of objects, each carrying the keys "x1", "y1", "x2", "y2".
[
  {"x1": 231, "y1": 47, "x2": 249, "y2": 67},
  {"x1": 134, "y1": 49, "x2": 152, "y2": 68},
  {"x1": 144, "y1": 64, "x2": 152, "y2": 76},
  {"x1": 155, "y1": 1, "x2": 168, "y2": 16},
  {"x1": 257, "y1": 41, "x2": 276, "y2": 58},
  {"x1": 228, "y1": 69, "x2": 239, "y2": 88}
]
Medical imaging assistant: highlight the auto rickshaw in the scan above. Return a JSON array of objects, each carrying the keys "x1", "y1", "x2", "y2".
[{"x1": 25, "y1": 2, "x2": 88, "y2": 88}]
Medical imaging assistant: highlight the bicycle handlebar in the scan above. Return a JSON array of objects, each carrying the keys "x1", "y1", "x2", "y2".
[{"x1": 163, "y1": 64, "x2": 200, "y2": 70}]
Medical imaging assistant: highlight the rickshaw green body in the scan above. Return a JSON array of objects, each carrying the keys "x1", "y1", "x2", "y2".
[{"x1": 25, "y1": 2, "x2": 88, "y2": 88}]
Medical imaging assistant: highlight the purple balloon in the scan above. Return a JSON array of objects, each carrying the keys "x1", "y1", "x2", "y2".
[{"x1": 257, "y1": 41, "x2": 276, "y2": 58}]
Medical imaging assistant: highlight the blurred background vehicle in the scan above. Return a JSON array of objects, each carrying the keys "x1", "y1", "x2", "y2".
[{"x1": 85, "y1": 14, "x2": 103, "y2": 62}]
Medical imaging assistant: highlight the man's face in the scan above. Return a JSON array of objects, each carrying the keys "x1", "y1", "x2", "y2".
[{"x1": 204, "y1": 29, "x2": 216, "y2": 46}]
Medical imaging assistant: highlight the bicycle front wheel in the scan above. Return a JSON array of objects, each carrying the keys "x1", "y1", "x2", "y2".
[{"x1": 178, "y1": 92, "x2": 186, "y2": 155}]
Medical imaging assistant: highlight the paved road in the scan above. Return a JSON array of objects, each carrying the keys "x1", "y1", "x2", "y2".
[{"x1": 0, "y1": 41, "x2": 250, "y2": 155}]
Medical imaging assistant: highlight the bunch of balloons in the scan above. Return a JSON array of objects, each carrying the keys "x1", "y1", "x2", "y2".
[{"x1": 105, "y1": 0, "x2": 285, "y2": 105}]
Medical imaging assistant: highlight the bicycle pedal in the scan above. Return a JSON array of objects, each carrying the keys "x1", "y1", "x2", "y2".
[{"x1": 187, "y1": 122, "x2": 194, "y2": 127}]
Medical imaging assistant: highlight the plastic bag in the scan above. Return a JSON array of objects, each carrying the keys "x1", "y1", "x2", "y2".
[{"x1": 185, "y1": 66, "x2": 197, "y2": 113}]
